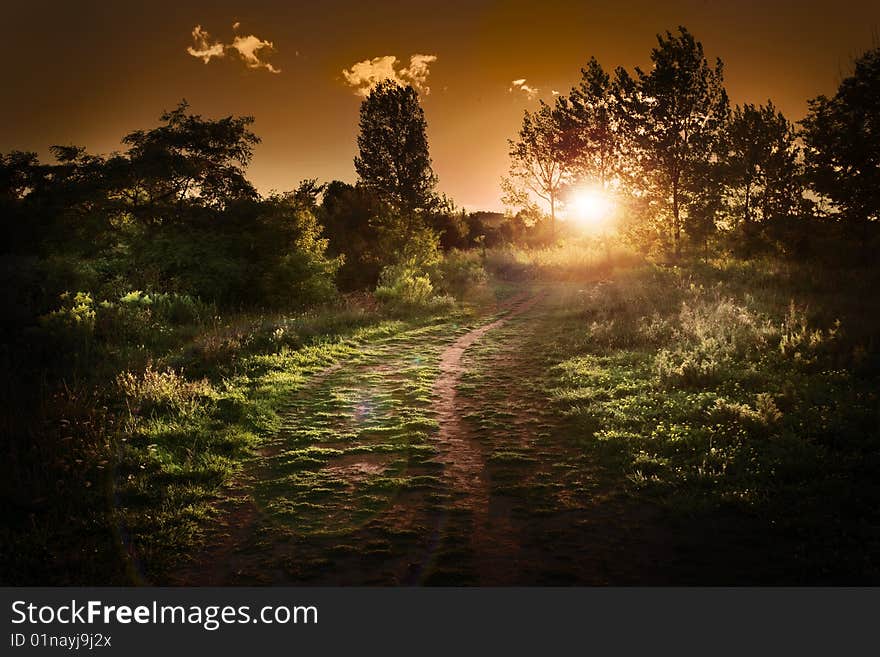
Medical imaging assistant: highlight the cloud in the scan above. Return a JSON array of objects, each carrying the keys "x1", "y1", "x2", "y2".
[
  {"x1": 187, "y1": 25, "x2": 225, "y2": 64},
  {"x1": 509, "y1": 78, "x2": 539, "y2": 100},
  {"x1": 400, "y1": 54, "x2": 438, "y2": 93},
  {"x1": 342, "y1": 53, "x2": 438, "y2": 96},
  {"x1": 342, "y1": 55, "x2": 399, "y2": 94},
  {"x1": 231, "y1": 35, "x2": 280, "y2": 73},
  {"x1": 186, "y1": 24, "x2": 280, "y2": 73}
]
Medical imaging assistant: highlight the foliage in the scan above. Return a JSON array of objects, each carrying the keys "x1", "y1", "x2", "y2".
[
  {"x1": 503, "y1": 101, "x2": 572, "y2": 237},
  {"x1": 554, "y1": 57, "x2": 622, "y2": 191},
  {"x1": 801, "y1": 47, "x2": 880, "y2": 233},
  {"x1": 431, "y1": 249, "x2": 488, "y2": 297},
  {"x1": 354, "y1": 80, "x2": 438, "y2": 217},
  {"x1": 721, "y1": 102, "x2": 803, "y2": 248},
  {"x1": 617, "y1": 27, "x2": 729, "y2": 258}
]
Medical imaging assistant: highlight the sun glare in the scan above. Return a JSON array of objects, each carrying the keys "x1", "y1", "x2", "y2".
[{"x1": 570, "y1": 188, "x2": 614, "y2": 228}]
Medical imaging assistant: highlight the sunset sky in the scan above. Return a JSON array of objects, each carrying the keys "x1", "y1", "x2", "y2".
[{"x1": 3, "y1": 0, "x2": 879, "y2": 210}]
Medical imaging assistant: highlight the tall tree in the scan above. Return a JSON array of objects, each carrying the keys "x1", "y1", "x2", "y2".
[
  {"x1": 556, "y1": 57, "x2": 621, "y2": 191},
  {"x1": 618, "y1": 27, "x2": 729, "y2": 258},
  {"x1": 800, "y1": 47, "x2": 880, "y2": 236},
  {"x1": 504, "y1": 101, "x2": 571, "y2": 239},
  {"x1": 116, "y1": 101, "x2": 260, "y2": 221},
  {"x1": 354, "y1": 80, "x2": 438, "y2": 223},
  {"x1": 721, "y1": 102, "x2": 802, "y2": 241}
]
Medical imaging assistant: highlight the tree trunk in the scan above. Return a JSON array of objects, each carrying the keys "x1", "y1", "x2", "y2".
[
  {"x1": 743, "y1": 183, "x2": 754, "y2": 255},
  {"x1": 672, "y1": 179, "x2": 681, "y2": 260},
  {"x1": 550, "y1": 193, "x2": 556, "y2": 242},
  {"x1": 744, "y1": 184, "x2": 751, "y2": 225}
]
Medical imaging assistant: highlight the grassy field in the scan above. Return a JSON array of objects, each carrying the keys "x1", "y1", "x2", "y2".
[
  {"x1": 3, "y1": 249, "x2": 878, "y2": 584},
  {"x1": 534, "y1": 260, "x2": 880, "y2": 582}
]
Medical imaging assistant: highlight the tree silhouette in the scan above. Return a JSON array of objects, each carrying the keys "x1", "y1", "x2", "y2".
[
  {"x1": 504, "y1": 101, "x2": 571, "y2": 239},
  {"x1": 618, "y1": 27, "x2": 729, "y2": 258},
  {"x1": 555, "y1": 57, "x2": 621, "y2": 191},
  {"x1": 801, "y1": 47, "x2": 880, "y2": 237},
  {"x1": 354, "y1": 80, "x2": 438, "y2": 223},
  {"x1": 721, "y1": 102, "x2": 802, "y2": 247},
  {"x1": 117, "y1": 101, "x2": 260, "y2": 221}
]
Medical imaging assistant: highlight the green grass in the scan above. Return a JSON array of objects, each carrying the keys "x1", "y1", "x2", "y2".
[
  {"x1": 5, "y1": 247, "x2": 879, "y2": 584},
  {"x1": 533, "y1": 261, "x2": 880, "y2": 582}
]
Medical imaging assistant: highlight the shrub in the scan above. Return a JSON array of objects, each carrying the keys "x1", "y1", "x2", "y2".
[
  {"x1": 374, "y1": 263, "x2": 453, "y2": 312},
  {"x1": 432, "y1": 250, "x2": 487, "y2": 297},
  {"x1": 655, "y1": 339, "x2": 727, "y2": 387},
  {"x1": 116, "y1": 362, "x2": 212, "y2": 418},
  {"x1": 779, "y1": 301, "x2": 841, "y2": 364}
]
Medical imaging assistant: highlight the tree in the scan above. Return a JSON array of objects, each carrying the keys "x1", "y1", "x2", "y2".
[
  {"x1": 721, "y1": 102, "x2": 802, "y2": 245},
  {"x1": 319, "y1": 181, "x2": 384, "y2": 289},
  {"x1": 800, "y1": 47, "x2": 880, "y2": 237},
  {"x1": 504, "y1": 101, "x2": 572, "y2": 239},
  {"x1": 354, "y1": 80, "x2": 438, "y2": 222},
  {"x1": 115, "y1": 101, "x2": 260, "y2": 222},
  {"x1": 555, "y1": 57, "x2": 621, "y2": 191},
  {"x1": 618, "y1": 27, "x2": 729, "y2": 258}
]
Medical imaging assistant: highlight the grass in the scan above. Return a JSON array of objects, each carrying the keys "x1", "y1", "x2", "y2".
[
  {"x1": 534, "y1": 259, "x2": 880, "y2": 582},
  {"x1": 0, "y1": 288, "x2": 485, "y2": 584},
  {"x1": 4, "y1": 244, "x2": 879, "y2": 584}
]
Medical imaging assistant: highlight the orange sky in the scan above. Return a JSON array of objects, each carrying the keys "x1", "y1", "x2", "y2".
[{"x1": 3, "y1": 0, "x2": 879, "y2": 210}]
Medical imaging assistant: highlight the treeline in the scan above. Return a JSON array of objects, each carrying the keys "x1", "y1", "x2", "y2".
[
  {"x1": 504, "y1": 26, "x2": 880, "y2": 259},
  {"x1": 0, "y1": 89, "x2": 534, "y2": 332}
]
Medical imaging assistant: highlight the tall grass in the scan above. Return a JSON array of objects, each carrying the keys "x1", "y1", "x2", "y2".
[
  {"x1": 546, "y1": 256, "x2": 880, "y2": 580},
  {"x1": 484, "y1": 240, "x2": 640, "y2": 281}
]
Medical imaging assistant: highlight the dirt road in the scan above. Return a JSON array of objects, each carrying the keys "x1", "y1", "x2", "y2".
[{"x1": 172, "y1": 286, "x2": 673, "y2": 585}]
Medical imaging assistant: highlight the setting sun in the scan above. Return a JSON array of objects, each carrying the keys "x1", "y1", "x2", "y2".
[{"x1": 570, "y1": 188, "x2": 614, "y2": 228}]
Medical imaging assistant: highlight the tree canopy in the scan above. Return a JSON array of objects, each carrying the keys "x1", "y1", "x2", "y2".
[
  {"x1": 354, "y1": 80, "x2": 438, "y2": 218},
  {"x1": 801, "y1": 47, "x2": 880, "y2": 231}
]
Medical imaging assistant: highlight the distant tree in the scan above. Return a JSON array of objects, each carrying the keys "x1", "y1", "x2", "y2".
[
  {"x1": 555, "y1": 57, "x2": 621, "y2": 191},
  {"x1": 291, "y1": 178, "x2": 326, "y2": 211},
  {"x1": 504, "y1": 101, "x2": 572, "y2": 239},
  {"x1": 428, "y1": 195, "x2": 471, "y2": 250},
  {"x1": 354, "y1": 80, "x2": 438, "y2": 223},
  {"x1": 617, "y1": 27, "x2": 729, "y2": 258},
  {"x1": 319, "y1": 181, "x2": 385, "y2": 289},
  {"x1": 721, "y1": 102, "x2": 802, "y2": 245},
  {"x1": 115, "y1": 101, "x2": 260, "y2": 222},
  {"x1": 0, "y1": 151, "x2": 40, "y2": 201},
  {"x1": 0, "y1": 151, "x2": 43, "y2": 254},
  {"x1": 801, "y1": 47, "x2": 880, "y2": 238}
]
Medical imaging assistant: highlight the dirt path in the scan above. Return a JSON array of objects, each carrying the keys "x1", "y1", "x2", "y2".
[
  {"x1": 431, "y1": 292, "x2": 542, "y2": 583},
  {"x1": 169, "y1": 284, "x2": 676, "y2": 585}
]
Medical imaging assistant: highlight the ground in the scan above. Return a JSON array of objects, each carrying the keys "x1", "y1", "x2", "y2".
[
  {"x1": 130, "y1": 257, "x2": 880, "y2": 587},
  {"x1": 164, "y1": 280, "x2": 766, "y2": 585}
]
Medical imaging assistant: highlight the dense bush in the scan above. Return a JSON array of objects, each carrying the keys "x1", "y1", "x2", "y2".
[
  {"x1": 374, "y1": 263, "x2": 453, "y2": 313},
  {"x1": 431, "y1": 250, "x2": 487, "y2": 297}
]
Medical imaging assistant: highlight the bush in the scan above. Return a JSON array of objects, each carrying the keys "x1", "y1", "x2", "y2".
[
  {"x1": 116, "y1": 362, "x2": 213, "y2": 418},
  {"x1": 37, "y1": 292, "x2": 98, "y2": 366},
  {"x1": 432, "y1": 250, "x2": 487, "y2": 297},
  {"x1": 374, "y1": 263, "x2": 453, "y2": 312}
]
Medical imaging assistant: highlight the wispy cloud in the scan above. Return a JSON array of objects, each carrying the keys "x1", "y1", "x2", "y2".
[
  {"x1": 509, "y1": 78, "x2": 539, "y2": 100},
  {"x1": 186, "y1": 24, "x2": 280, "y2": 73},
  {"x1": 187, "y1": 25, "x2": 225, "y2": 64},
  {"x1": 231, "y1": 35, "x2": 280, "y2": 73},
  {"x1": 342, "y1": 54, "x2": 438, "y2": 96},
  {"x1": 400, "y1": 54, "x2": 438, "y2": 93}
]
